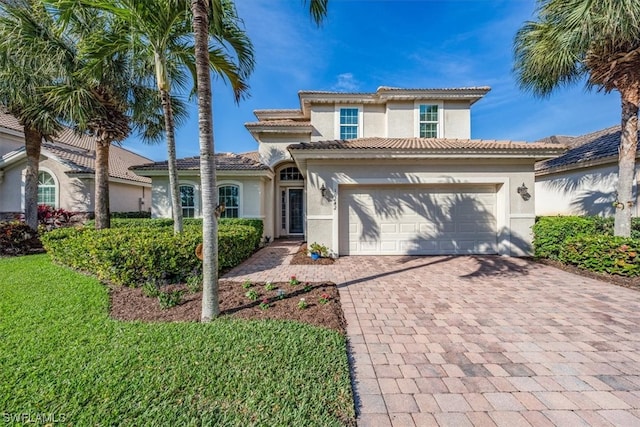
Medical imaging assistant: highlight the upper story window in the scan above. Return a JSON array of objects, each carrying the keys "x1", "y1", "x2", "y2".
[
  {"x1": 339, "y1": 108, "x2": 359, "y2": 140},
  {"x1": 218, "y1": 185, "x2": 239, "y2": 218},
  {"x1": 419, "y1": 105, "x2": 439, "y2": 138},
  {"x1": 180, "y1": 184, "x2": 195, "y2": 218},
  {"x1": 38, "y1": 171, "x2": 57, "y2": 207},
  {"x1": 279, "y1": 167, "x2": 303, "y2": 181}
]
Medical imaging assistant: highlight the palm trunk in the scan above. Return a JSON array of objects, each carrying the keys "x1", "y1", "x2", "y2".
[
  {"x1": 192, "y1": 0, "x2": 219, "y2": 321},
  {"x1": 615, "y1": 86, "x2": 639, "y2": 237},
  {"x1": 161, "y1": 88, "x2": 184, "y2": 233},
  {"x1": 94, "y1": 138, "x2": 111, "y2": 230},
  {"x1": 23, "y1": 127, "x2": 42, "y2": 231}
]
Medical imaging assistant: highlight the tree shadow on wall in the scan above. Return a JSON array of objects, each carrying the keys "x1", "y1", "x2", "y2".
[{"x1": 541, "y1": 174, "x2": 620, "y2": 216}]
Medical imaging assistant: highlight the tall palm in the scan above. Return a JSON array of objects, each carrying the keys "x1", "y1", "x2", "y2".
[
  {"x1": 514, "y1": 0, "x2": 640, "y2": 237},
  {"x1": 40, "y1": 1, "x2": 164, "y2": 229},
  {"x1": 0, "y1": 1, "x2": 63, "y2": 230},
  {"x1": 81, "y1": 0, "x2": 253, "y2": 234},
  {"x1": 193, "y1": 0, "x2": 328, "y2": 322}
]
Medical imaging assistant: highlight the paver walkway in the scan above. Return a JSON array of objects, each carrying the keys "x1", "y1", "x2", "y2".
[{"x1": 223, "y1": 240, "x2": 640, "y2": 426}]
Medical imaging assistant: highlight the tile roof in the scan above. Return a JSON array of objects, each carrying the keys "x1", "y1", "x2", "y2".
[
  {"x1": 298, "y1": 86, "x2": 492, "y2": 96},
  {"x1": 288, "y1": 137, "x2": 563, "y2": 152},
  {"x1": 0, "y1": 112, "x2": 151, "y2": 184},
  {"x1": 245, "y1": 120, "x2": 312, "y2": 127},
  {"x1": 535, "y1": 126, "x2": 639, "y2": 172},
  {"x1": 132, "y1": 152, "x2": 270, "y2": 171}
]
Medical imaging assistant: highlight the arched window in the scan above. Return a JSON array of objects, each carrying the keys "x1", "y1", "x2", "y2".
[
  {"x1": 180, "y1": 185, "x2": 196, "y2": 218},
  {"x1": 38, "y1": 171, "x2": 57, "y2": 207},
  {"x1": 218, "y1": 185, "x2": 239, "y2": 218},
  {"x1": 279, "y1": 167, "x2": 303, "y2": 181}
]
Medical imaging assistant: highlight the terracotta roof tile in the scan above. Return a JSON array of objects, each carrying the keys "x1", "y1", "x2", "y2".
[
  {"x1": 289, "y1": 137, "x2": 563, "y2": 152},
  {"x1": 0, "y1": 112, "x2": 151, "y2": 184},
  {"x1": 535, "y1": 126, "x2": 639, "y2": 172},
  {"x1": 132, "y1": 152, "x2": 269, "y2": 171},
  {"x1": 245, "y1": 120, "x2": 311, "y2": 127}
]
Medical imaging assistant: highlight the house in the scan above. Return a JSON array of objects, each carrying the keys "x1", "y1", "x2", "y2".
[
  {"x1": 535, "y1": 126, "x2": 640, "y2": 217},
  {"x1": 0, "y1": 112, "x2": 152, "y2": 220},
  {"x1": 133, "y1": 86, "x2": 564, "y2": 256}
]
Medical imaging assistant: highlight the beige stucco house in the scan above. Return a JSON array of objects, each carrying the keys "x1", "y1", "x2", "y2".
[
  {"x1": 133, "y1": 86, "x2": 564, "y2": 256},
  {"x1": 0, "y1": 112, "x2": 152, "y2": 220},
  {"x1": 535, "y1": 127, "x2": 640, "y2": 217}
]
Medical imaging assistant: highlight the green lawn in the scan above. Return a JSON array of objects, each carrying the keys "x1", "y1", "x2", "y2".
[{"x1": 0, "y1": 255, "x2": 355, "y2": 426}]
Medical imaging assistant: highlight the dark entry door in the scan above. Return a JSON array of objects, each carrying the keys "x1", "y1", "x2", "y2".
[{"x1": 288, "y1": 188, "x2": 304, "y2": 234}]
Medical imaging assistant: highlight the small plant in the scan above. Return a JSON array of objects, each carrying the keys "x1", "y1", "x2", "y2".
[
  {"x1": 319, "y1": 293, "x2": 331, "y2": 305},
  {"x1": 276, "y1": 289, "x2": 285, "y2": 300},
  {"x1": 245, "y1": 290, "x2": 259, "y2": 301},
  {"x1": 242, "y1": 279, "x2": 253, "y2": 289},
  {"x1": 289, "y1": 275, "x2": 300, "y2": 286},
  {"x1": 259, "y1": 298, "x2": 270, "y2": 310},
  {"x1": 142, "y1": 280, "x2": 160, "y2": 298},
  {"x1": 264, "y1": 281, "x2": 275, "y2": 291},
  {"x1": 308, "y1": 242, "x2": 329, "y2": 257},
  {"x1": 158, "y1": 290, "x2": 186, "y2": 309},
  {"x1": 186, "y1": 275, "x2": 202, "y2": 293},
  {"x1": 298, "y1": 298, "x2": 308, "y2": 309},
  {"x1": 303, "y1": 282, "x2": 312, "y2": 292}
]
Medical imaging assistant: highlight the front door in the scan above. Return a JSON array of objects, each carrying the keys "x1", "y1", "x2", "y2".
[{"x1": 283, "y1": 187, "x2": 304, "y2": 235}]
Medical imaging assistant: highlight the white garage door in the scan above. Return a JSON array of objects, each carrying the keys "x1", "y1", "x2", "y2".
[{"x1": 339, "y1": 185, "x2": 497, "y2": 255}]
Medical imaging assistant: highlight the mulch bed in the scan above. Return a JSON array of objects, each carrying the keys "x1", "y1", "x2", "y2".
[
  {"x1": 289, "y1": 243, "x2": 335, "y2": 265},
  {"x1": 535, "y1": 258, "x2": 639, "y2": 292},
  {"x1": 109, "y1": 280, "x2": 347, "y2": 334}
]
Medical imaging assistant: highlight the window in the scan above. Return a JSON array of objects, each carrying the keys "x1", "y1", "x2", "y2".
[
  {"x1": 218, "y1": 185, "x2": 239, "y2": 218},
  {"x1": 38, "y1": 171, "x2": 56, "y2": 207},
  {"x1": 180, "y1": 185, "x2": 195, "y2": 218},
  {"x1": 279, "y1": 167, "x2": 303, "y2": 181},
  {"x1": 419, "y1": 104, "x2": 439, "y2": 138},
  {"x1": 339, "y1": 108, "x2": 359, "y2": 139}
]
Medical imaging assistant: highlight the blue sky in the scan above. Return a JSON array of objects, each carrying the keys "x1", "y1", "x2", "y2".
[{"x1": 124, "y1": 0, "x2": 621, "y2": 162}]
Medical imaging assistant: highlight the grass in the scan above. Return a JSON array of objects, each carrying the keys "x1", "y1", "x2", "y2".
[{"x1": 0, "y1": 255, "x2": 355, "y2": 426}]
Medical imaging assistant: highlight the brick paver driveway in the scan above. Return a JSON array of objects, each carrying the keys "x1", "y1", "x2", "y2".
[{"x1": 224, "y1": 240, "x2": 640, "y2": 426}]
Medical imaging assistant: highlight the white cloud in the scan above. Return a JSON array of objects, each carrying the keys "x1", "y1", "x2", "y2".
[{"x1": 331, "y1": 73, "x2": 360, "y2": 92}]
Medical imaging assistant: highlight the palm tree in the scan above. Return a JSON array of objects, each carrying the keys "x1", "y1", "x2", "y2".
[
  {"x1": 514, "y1": 0, "x2": 640, "y2": 237},
  {"x1": 0, "y1": 1, "x2": 63, "y2": 230},
  {"x1": 81, "y1": 0, "x2": 253, "y2": 234},
  {"x1": 193, "y1": 0, "x2": 328, "y2": 322},
  {"x1": 28, "y1": 1, "x2": 164, "y2": 230}
]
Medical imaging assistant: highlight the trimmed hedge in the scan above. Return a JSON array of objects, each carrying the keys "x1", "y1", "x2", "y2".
[
  {"x1": 532, "y1": 216, "x2": 597, "y2": 259},
  {"x1": 41, "y1": 220, "x2": 262, "y2": 286},
  {"x1": 559, "y1": 235, "x2": 639, "y2": 277},
  {"x1": 533, "y1": 216, "x2": 640, "y2": 259}
]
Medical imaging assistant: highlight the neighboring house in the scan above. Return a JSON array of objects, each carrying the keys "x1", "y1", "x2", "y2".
[
  {"x1": 133, "y1": 86, "x2": 564, "y2": 256},
  {"x1": 0, "y1": 112, "x2": 152, "y2": 220},
  {"x1": 535, "y1": 126, "x2": 640, "y2": 217}
]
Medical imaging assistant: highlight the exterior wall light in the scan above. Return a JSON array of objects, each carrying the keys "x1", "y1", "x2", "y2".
[
  {"x1": 320, "y1": 184, "x2": 333, "y2": 201},
  {"x1": 517, "y1": 183, "x2": 531, "y2": 201}
]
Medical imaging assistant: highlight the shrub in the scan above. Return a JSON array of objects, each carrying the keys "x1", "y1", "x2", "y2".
[
  {"x1": 0, "y1": 222, "x2": 41, "y2": 256},
  {"x1": 111, "y1": 211, "x2": 151, "y2": 219},
  {"x1": 532, "y1": 216, "x2": 598, "y2": 259},
  {"x1": 534, "y1": 216, "x2": 640, "y2": 260},
  {"x1": 157, "y1": 289, "x2": 186, "y2": 309},
  {"x1": 41, "y1": 221, "x2": 262, "y2": 286},
  {"x1": 559, "y1": 235, "x2": 639, "y2": 277},
  {"x1": 38, "y1": 205, "x2": 78, "y2": 230}
]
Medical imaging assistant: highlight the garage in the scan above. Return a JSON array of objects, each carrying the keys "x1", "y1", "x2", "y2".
[{"x1": 339, "y1": 184, "x2": 498, "y2": 255}]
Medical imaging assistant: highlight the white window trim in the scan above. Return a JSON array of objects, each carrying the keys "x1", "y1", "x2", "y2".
[
  {"x1": 334, "y1": 105, "x2": 364, "y2": 139},
  {"x1": 217, "y1": 180, "x2": 243, "y2": 218},
  {"x1": 414, "y1": 101, "x2": 444, "y2": 138},
  {"x1": 22, "y1": 167, "x2": 60, "y2": 210},
  {"x1": 178, "y1": 180, "x2": 200, "y2": 218}
]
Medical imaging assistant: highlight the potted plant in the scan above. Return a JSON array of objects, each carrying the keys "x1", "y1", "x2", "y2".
[{"x1": 308, "y1": 242, "x2": 329, "y2": 260}]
